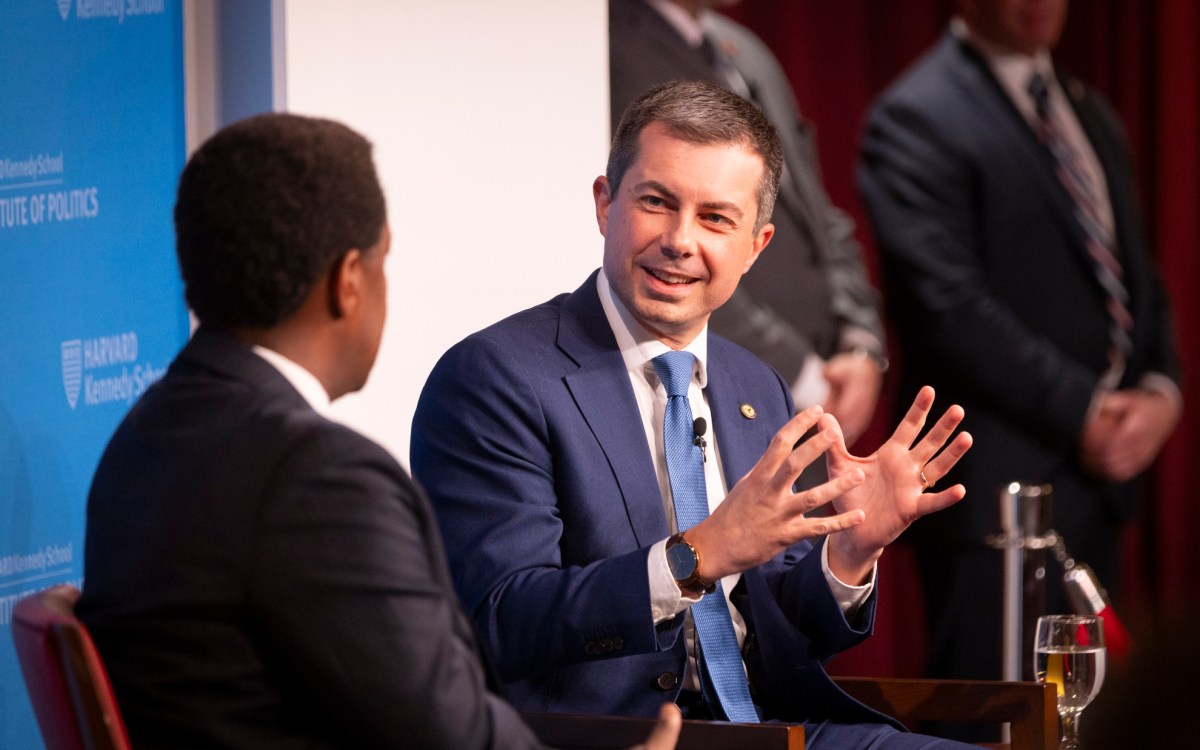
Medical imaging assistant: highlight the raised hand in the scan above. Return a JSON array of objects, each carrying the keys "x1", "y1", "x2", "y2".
[
  {"x1": 686, "y1": 404, "x2": 868, "y2": 583},
  {"x1": 824, "y1": 386, "x2": 972, "y2": 584}
]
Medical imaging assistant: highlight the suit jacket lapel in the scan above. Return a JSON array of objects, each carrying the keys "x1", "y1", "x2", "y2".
[
  {"x1": 628, "y1": 0, "x2": 722, "y2": 85},
  {"x1": 708, "y1": 23, "x2": 820, "y2": 242},
  {"x1": 557, "y1": 274, "x2": 670, "y2": 547},
  {"x1": 948, "y1": 35, "x2": 1093, "y2": 254},
  {"x1": 705, "y1": 340, "x2": 782, "y2": 489}
]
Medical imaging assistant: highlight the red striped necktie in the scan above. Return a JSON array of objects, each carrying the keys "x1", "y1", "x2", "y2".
[{"x1": 1028, "y1": 72, "x2": 1133, "y2": 385}]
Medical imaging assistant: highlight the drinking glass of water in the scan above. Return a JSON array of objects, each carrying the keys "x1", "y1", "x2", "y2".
[{"x1": 1034, "y1": 614, "x2": 1106, "y2": 749}]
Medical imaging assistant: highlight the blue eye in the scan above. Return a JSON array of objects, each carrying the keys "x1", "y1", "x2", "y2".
[{"x1": 643, "y1": 195, "x2": 664, "y2": 207}]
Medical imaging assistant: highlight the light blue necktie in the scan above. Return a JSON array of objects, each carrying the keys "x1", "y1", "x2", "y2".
[{"x1": 652, "y1": 350, "x2": 758, "y2": 723}]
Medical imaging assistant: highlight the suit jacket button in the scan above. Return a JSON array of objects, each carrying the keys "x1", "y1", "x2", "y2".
[{"x1": 655, "y1": 672, "x2": 679, "y2": 691}]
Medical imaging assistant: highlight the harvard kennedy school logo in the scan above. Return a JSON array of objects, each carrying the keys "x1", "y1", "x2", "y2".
[
  {"x1": 61, "y1": 339, "x2": 82, "y2": 409},
  {"x1": 57, "y1": 0, "x2": 70, "y2": 20},
  {"x1": 61, "y1": 332, "x2": 166, "y2": 410}
]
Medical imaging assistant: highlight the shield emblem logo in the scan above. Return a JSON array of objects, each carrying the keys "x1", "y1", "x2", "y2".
[
  {"x1": 62, "y1": 339, "x2": 82, "y2": 409},
  {"x1": 57, "y1": 0, "x2": 71, "y2": 20}
]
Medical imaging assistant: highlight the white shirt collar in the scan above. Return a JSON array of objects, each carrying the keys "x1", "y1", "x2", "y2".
[
  {"x1": 251, "y1": 345, "x2": 333, "y2": 417},
  {"x1": 596, "y1": 269, "x2": 709, "y2": 389},
  {"x1": 953, "y1": 17, "x2": 1056, "y2": 123}
]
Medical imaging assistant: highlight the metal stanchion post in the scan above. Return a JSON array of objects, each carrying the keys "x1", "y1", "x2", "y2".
[{"x1": 986, "y1": 483, "x2": 1054, "y2": 744}]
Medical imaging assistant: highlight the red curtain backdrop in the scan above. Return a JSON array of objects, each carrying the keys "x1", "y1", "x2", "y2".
[{"x1": 722, "y1": 0, "x2": 1200, "y2": 677}]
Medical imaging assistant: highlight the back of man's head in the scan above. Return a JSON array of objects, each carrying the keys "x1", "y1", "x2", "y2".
[
  {"x1": 174, "y1": 113, "x2": 386, "y2": 329},
  {"x1": 606, "y1": 79, "x2": 783, "y2": 232}
]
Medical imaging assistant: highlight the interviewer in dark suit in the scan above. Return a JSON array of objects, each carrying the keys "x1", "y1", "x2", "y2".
[
  {"x1": 75, "y1": 113, "x2": 681, "y2": 750},
  {"x1": 859, "y1": 0, "x2": 1181, "y2": 707},
  {"x1": 412, "y1": 81, "x2": 976, "y2": 749}
]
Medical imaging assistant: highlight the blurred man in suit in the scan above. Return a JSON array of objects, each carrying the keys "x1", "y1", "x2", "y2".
[
  {"x1": 76, "y1": 113, "x2": 680, "y2": 750},
  {"x1": 610, "y1": 0, "x2": 887, "y2": 447},
  {"x1": 859, "y1": 0, "x2": 1181, "y2": 727}
]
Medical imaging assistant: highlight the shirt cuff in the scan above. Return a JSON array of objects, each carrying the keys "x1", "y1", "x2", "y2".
[
  {"x1": 837, "y1": 327, "x2": 889, "y2": 373},
  {"x1": 791, "y1": 352, "x2": 830, "y2": 408},
  {"x1": 821, "y1": 538, "x2": 875, "y2": 616},
  {"x1": 649, "y1": 538, "x2": 700, "y2": 624},
  {"x1": 838, "y1": 326, "x2": 884, "y2": 356},
  {"x1": 1139, "y1": 372, "x2": 1183, "y2": 410}
]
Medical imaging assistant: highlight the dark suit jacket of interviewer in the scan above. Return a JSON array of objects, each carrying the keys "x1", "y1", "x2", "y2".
[
  {"x1": 410, "y1": 271, "x2": 898, "y2": 727},
  {"x1": 77, "y1": 328, "x2": 543, "y2": 750}
]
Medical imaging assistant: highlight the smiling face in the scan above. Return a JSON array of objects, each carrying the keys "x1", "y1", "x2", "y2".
[{"x1": 594, "y1": 122, "x2": 773, "y2": 348}]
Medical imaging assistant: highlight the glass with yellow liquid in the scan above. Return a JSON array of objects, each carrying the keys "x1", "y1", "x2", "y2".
[{"x1": 1034, "y1": 614, "x2": 1106, "y2": 749}]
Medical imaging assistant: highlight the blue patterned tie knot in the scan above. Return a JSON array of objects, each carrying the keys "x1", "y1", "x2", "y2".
[{"x1": 652, "y1": 350, "x2": 695, "y2": 399}]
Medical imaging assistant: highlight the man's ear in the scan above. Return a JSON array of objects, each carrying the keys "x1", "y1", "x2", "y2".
[
  {"x1": 326, "y1": 248, "x2": 364, "y2": 320},
  {"x1": 593, "y1": 176, "x2": 613, "y2": 236},
  {"x1": 743, "y1": 222, "x2": 774, "y2": 274}
]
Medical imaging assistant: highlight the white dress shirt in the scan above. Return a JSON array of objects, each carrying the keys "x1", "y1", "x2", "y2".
[{"x1": 595, "y1": 270, "x2": 872, "y2": 690}]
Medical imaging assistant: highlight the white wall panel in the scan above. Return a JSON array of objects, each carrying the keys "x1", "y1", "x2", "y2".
[{"x1": 283, "y1": 1, "x2": 610, "y2": 463}]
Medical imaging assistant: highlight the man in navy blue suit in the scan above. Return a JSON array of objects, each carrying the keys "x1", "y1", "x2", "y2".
[{"x1": 412, "y1": 80, "x2": 976, "y2": 748}]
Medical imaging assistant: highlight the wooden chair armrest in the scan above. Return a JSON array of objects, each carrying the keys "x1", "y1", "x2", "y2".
[
  {"x1": 522, "y1": 711, "x2": 804, "y2": 750},
  {"x1": 834, "y1": 677, "x2": 1057, "y2": 750}
]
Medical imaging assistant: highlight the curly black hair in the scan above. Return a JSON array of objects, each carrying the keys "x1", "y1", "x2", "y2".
[{"x1": 174, "y1": 113, "x2": 386, "y2": 328}]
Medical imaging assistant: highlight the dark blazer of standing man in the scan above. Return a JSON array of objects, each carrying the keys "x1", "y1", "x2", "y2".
[
  {"x1": 859, "y1": 0, "x2": 1181, "y2": 694},
  {"x1": 75, "y1": 114, "x2": 679, "y2": 750},
  {"x1": 610, "y1": 0, "x2": 887, "y2": 446}
]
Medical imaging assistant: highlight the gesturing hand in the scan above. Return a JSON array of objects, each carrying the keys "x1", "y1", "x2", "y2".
[
  {"x1": 686, "y1": 404, "x2": 869, "y2": 583},
  {"x1": 825, "y1": 386, "x2": 972, "y2": 584}
]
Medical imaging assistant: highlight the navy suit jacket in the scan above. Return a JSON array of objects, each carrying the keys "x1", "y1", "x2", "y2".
[
  {"x1": 411, "y1": 273, "x2": 896, "y2": 726},
  {"x1": 859, "y1": 33, "x2": 1180, "y2": 554},
  {"x1": 78, "y1": 328, "x2": 542, "y2": 749}
]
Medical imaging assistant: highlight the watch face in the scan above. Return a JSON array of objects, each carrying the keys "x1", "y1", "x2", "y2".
[{"x1": 666, "y1": 541, "x2": 698, "y2": 581}]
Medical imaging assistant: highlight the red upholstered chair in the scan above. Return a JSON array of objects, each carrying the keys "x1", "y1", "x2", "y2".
[{"x1": 12, "y1": 584, "x2": 131, "y2": 750}]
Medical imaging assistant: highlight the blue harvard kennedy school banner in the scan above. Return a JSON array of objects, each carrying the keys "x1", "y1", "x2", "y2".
[{"x1": 0, "y1": 1, "x2": 187, "y2": 746}]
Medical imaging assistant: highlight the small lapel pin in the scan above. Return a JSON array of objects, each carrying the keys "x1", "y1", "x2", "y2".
[{"x1": 740, "y1": 403, "x2": 756, "y2": 419}]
